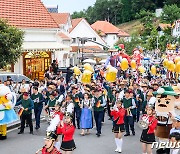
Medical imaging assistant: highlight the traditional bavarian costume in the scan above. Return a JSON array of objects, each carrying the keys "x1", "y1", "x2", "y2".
[
  {"x1": 140, "y1": 114, "x2": 158, "y2": 144},
  {"x1": 111, "y1": 107, "x2": 125, "y2": 133},
  {"x1": 57, "y1": 123, "x2": 76, "y2": 151}
]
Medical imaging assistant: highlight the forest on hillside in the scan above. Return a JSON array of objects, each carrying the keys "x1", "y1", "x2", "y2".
[{"x1": 72, "y1": 0, "x2": 180, "y2": 25}]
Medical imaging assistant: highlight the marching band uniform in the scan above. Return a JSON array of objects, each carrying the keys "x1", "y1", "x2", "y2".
[
  {"x1": 111, "y1": 107, "x2": 126, "y2": 133},
  {"x1": 140, "y1": 114, "x2": 158, "y2": 144},
  {"x1": 41, "y1": 146, "x2": 61, "y2": 154},
  {"x1": 57, "y1": 123, "x2": 76, "y2": 151}
]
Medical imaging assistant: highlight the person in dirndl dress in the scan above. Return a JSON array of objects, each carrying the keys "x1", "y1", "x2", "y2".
[
  {"x1": 80, "y1": 93, "x2": 93, "y2": 135},
  {"x1": 140, "y1": 106, "x2": 158, "y2": 154},
  {"x1": 111, "y1": 100, "x2": 126, "y2": 153}
]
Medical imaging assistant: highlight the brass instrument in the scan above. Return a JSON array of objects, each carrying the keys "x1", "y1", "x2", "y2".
[
  {"x1": 138, "y1": 115, "x2": 149, "y2": 129},
  {"x1": 126, "y1": 108, "x2": 132, "y2": 116}
]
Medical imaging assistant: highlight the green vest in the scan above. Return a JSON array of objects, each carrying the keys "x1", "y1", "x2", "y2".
[
  {"x1": 21, "y1": 99, "x2": 33, "y2": 115},
  {"x1": 48, "y1": 99, "x2": 56, "y2": 107},
  {"x1": 31, "y1": 93, "x2": 43, "y2": 108},
  {"x1": 123, "y1": 98, "x2": 132, "y2": 109},
  {"x1": 93, "y1": 96, "x2": 104, "y2": 112}
]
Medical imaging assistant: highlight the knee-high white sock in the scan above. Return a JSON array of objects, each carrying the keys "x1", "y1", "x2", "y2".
[
  {"x1": 117, "y1": 138, "x2": 122, "y2": 151},
  {"x1": 115, "y1": 138, "x2": 118, "y2": 149}
]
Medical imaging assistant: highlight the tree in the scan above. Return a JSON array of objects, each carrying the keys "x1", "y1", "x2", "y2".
[
  {"x1": 0, "y1": 19, "x2": 24, "y2": 68},
  {"x1": 161, "y1": 4, "x2": 180, "y2": 24}
]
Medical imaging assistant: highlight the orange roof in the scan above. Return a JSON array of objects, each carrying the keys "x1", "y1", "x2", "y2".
[
  {"x1": 159, "y1": 23, "x2": 171, "y2": 30},
  {"x1": 91, "y1": 20, "x2": 129, "y2": 36},
  {"x1": 51, "y1": 13, "x2": 70, "y2": 25},
  {"x1": 0, "y1": 0, "x2": 59, "y2": 28},
  {"x1": 71, "y1": 46, "x2": 102, "y2": 53},
  {"x1": 118, "y1": 30, "x2": 130, "y2": 37},
  {"x1": 69, "y1": 18, "x2": 83, "y2": 32},
  {"x1": 58, "y1": 32, "x2": 71, "y2": 40}
]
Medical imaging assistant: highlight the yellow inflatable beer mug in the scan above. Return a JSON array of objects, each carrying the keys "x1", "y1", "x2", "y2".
[
  {"x1": 105, "y1": 66, "x2": 118, "y2": 82},
  {"x1": 138, "y1": 66, "x2": 146, "y2": 74},
  {"x1": 175, "y1": 56, "x2": 180, "y2": 64},
  {"x1": 81, "y1": 70, "x2": 92, "y2": 84},
  {"x1": 163, "y1": 59, "x2": 168, "y2": 68},
  {"x1": 84, "y1": 63, "x2": 94, "y2": 72}
]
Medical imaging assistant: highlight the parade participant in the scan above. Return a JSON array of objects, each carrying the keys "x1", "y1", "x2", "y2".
[
  {"x1": 31, "y1": 86, "x2": 44, "y2": 129},
  {"x1": 16, "y1": 92, "x2": 34, "y2": 134},
  {"x1": 140, "y1": 106, "x2": 158, "y2": 154},
  {"x1": 45, "y1": 91, "x2": 57, "y2": 110},
  {"x1": 153, "y1": 86, "x2": 178, "y2": 154},
  {"x1": 131, "y1": 48, "x2": 143, "y2": 67},
  {"x1": 103, "y1": 82, "x2": 114, "y2": 120},
  {"x1": 111, "y1": 100, "x2": 125, "y2": 153},
  {"x1": 122, "y1": 90, "x2": 136, "y2": 136},
  {"x1": 0, "y1": 85, "x2": 17, "y2": 140},
  {"x1": 64, "y1": 94, "x2": 74, "y2": 114},
  {"x1": 118, "y1": 48, "x2": 131, "y2": 64},
  {"x1": 57, "y1": 113, "x2": 76, "y2": 154},
  {"x1": 80, "y1": 93, "x2": 93, "y2": 136},
  {"x1": 92, "y1": 89, "x2": 106, "y2": 137},
  {"x1": 72, "y1": 86, "x2": 81, "y2": 129},
  {"x1": 36, "y1": 131, "x2": 61, "y2": 154},
  {"x1": 170, "y1": 115, "x2": 180, "y2": 135},
  {"x1": 129, "y1": 90, "x2": 137, "y2": 122},
  {"x1": 169, "y1": 132, "x2": 180, "y2": 154}
]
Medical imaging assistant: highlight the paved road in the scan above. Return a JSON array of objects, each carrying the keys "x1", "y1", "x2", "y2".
[{"x1": 0, "y1": 115, "x2": 155, "y2": 154}]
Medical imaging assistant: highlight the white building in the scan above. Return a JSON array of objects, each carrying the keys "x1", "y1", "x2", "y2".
[
  {"x1": 69, "y1": 18, "x2": 108, "y2": 65},
  {"x1": 0, "y1": 0, "x2": 71, "y2": 80},
  {"x1": 91, "y1": 21, "x2": 130, "y2": 48},
  {"x1": 172, "y1": 19, "x2": 180, "y2": 38}
]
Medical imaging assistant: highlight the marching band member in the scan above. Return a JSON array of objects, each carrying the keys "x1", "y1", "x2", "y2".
[
  {"x1": 111, "y1": 100, "x2": 125, "y2": 153},
  {"x1": 140, "y1": 106, "x2": 158, "y2": 154},
  {"x1": 56, "y1": 113, "x2": 76, "y2": 154},
  {"x1": 36, "y1": 131, "x2": 61, "y2": 154}
]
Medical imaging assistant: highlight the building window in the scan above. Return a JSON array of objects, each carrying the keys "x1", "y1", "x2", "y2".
[
  {"x1": 93, "y1": 37, "x2": 96, "y2": 41},
  {"x1": 113, "y1": 36, "x2": 116, "y2": 40},
  {"x1": 72, "y1": 38, "x2": 76, "y2": 43}
]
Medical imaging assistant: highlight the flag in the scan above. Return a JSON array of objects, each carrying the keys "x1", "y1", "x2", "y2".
[
  {"x1": 75, "y1": 98, "x2": 80, "y2": 103},
  {"x1": 96, "y1": 100, "x2": 101, "y2": 108},
  {"x1": 18, "y1": 107, "x2": 24, "y2": 116}
]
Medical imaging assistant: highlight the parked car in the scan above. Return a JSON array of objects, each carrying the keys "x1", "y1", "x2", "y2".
[{"x1": 0, "y1": 72, "x2": 32, "y2": 83}]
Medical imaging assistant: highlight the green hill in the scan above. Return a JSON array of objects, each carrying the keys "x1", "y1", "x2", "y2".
[{"x1": 118, "y1": 20, "x2": 144, "y2": 36}]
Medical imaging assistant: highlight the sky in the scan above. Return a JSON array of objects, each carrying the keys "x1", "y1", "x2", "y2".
[{"x1": 41, "y1": 0, "x2": 96, "y2": 14}]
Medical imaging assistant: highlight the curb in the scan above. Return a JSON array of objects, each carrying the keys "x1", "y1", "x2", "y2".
[{"x1": 7, "y1": 116, "x2": 47, "y2": 131}]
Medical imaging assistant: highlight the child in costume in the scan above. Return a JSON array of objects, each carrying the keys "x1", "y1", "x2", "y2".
[
  {"x1": 140, "y1": 106, "x2": 158, "y2": 154},
  {"x1": 57, "y1": 112, "x2": 76, "y2": 154},
  {"x1": 36, "y1": 131, "x2": 61, "y2": 154},
  {"x1": 0, "y1": 85, "x2": 18, "y2": 140},
  {"x1": 111, "y1": 100, "x2": 125, "y2": 153},
  {"x1": 153, "y1": 86, "x2": 178, "y2": 154}
]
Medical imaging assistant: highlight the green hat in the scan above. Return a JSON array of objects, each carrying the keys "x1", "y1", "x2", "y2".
[{"x1": 153, "y1": 86, "x2": 178, "y2": 96}]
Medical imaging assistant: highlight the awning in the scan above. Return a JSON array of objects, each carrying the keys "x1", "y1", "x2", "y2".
[{"x1": 22, "y1": 42, "x2": 71, "y2": 52}]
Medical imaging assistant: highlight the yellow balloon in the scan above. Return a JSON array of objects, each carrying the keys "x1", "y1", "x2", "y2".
[
  {"x1": 175, "y1": 61, "x2": 180, "y2": 73},
  {"x1": 130, "y1": 60, "x2": 136, "y2": 70},
  {"x1": 74, "y1": 66, "x2": 81, "y2": 75},
  {"x1": 138, "y1": 66, "x2": 146, "y2": 73},
  {"x1": 105, "y1": 67, "x2": 118, "y2": 82},
  {"x1": 151, "y1": 65, "x2": 156, "y2": 75},
  {"x1": 81, "y1": 70, "x2": 92, "y2": 84},
  {"x1": 121, "y1": 58, "x2": 129, "y2": 71},
  {"x1": 175, "y1": 56, "x2": 180, "y2": 64},
  {"x1": 84, "y1": 63, "x2": 94, "y2": 72},
  {"x1": 163, "y1": 59, "x2": 168, "y2": 68}
]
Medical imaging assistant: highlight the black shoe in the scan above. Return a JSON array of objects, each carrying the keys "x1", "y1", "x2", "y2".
[
  {"x1": 96, "y1": 133, "x2": 100, "y2": 137},
  {"x1": 30, "y1": 132, "x2": 33, "y2": 135},
  {"x1": 0, "y1": 136, "x2": 7, "y2": 140},
  {"x1": 35, "y1": 126, "x2": 40, "y2": 130},
  {"x1": 26, "y1": 124, "x2": 29, "y2": 127},
  {"x1": 132, "y1": 131, "x2": 135, "y2": 136},
  {"x1": 18, "y1": 131, "x2": 24, "y2": 134},
  {"x1": 124, "y1": 133, "x2": 130, "y2": 136}
]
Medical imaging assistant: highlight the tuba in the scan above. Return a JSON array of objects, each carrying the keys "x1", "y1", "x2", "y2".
[{"x1": 138, "y1": 115, "x2": 149, "y2": 129}]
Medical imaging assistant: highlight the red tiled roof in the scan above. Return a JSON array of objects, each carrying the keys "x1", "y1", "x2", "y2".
[
  {"x1": 118, "y1": 30, "x2": 130, "y2": 37},
  {"x1": 0, "y1": 0, "x2": 59, "y2": 28},
  {"x1": 91, "y1": 20, "x2": 129, "y2": 37},
  {"x1": 69, "y1": 18, "x2": 83, "y2": 32},
  {"x1": 58, "y1": 32, "x2": 71, "y2": 40},
  {"x1": 51, "y1": 13, "x2": 70, "y2": 25},
  {"x1": 71, "y1": 46, "x2": 102, "y2": 53}
]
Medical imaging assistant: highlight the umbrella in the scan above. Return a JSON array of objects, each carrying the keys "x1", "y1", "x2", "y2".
[
  {"x1": 99, "y1": 59, "x2": 107, "y2": 64},
  {"x1": 83, "y1": 59, "x2": 96, "y2": 64}
]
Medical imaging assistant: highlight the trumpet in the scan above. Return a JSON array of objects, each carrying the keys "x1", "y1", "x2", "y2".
[{"x1": 138, "y1": 115, "x2": 149, "y2": 130}]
